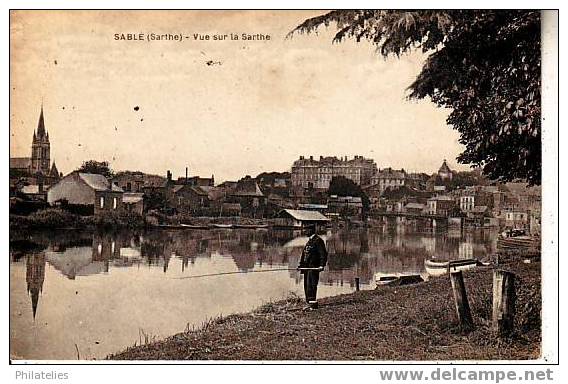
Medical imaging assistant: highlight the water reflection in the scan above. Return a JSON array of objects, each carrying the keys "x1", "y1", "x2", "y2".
[
  {"x1": 26, "y1": 253, "x2": 45, "y2": 320},
  {"x1": 10, "y1": 227, "x2": 497, "y2": 360}
]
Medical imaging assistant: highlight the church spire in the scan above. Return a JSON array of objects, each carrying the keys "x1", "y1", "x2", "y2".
[{"x1": 36, "y1": 105, "x2": 46, "y2": 139}]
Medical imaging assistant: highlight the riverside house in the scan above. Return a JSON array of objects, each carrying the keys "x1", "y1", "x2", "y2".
[
  {"x1": 228, "y1": 176, "x2": 267, "y2": 218},
  {"x1": 275, "y1": 209, "x2": 330, "y2": 228},
  {"x1": 47, "y1": 172, "x2": 124, "y2": 216}
]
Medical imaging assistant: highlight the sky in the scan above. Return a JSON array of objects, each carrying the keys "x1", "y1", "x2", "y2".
[{"x1": 10, "y1": 10, "x2": 470, "y2": 182}]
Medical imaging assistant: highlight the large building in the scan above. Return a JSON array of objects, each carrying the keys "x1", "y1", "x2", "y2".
[
  {"x1": 291, "y1": 155, "x2": 378, "y2": 190},
  {"x1": 9, "y1": 105, "x2": 60, "y2": 183},
  {"x1": 368, "y1": 168, "x2": 426, "y2": 195}
]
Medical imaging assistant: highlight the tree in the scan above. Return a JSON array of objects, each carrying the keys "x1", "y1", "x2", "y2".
[
  {"x1": 144, "y1": 189, "x2": 168, "y2": 212},
  {"x1": 328, "y1": 176, "x2": 370, "y2": 211},
  {"x1": 291, "y1": 11, "x2": 541, "y2": 185},
  {"x1": 76, "y1": 160, "x2": 113, "y2": 178}
]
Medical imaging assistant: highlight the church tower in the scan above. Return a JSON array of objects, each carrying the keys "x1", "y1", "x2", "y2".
[{"x1": 30, "y1": 106, "x2": 50, "y2": 175}]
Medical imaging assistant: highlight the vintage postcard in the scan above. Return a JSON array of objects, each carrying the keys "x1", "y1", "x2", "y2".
[{"x1": 8, "y1": 9, "x2": 557, "y2": 367}]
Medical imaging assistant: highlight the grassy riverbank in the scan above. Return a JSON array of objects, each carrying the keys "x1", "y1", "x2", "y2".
[{"x1": 109, "y1": 255, "x2": 541, "y2": 361}]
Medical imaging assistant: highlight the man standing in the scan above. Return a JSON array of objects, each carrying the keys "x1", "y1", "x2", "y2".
[{"x1": 298, "y1": 223, "x2": 328, "y2": 310}]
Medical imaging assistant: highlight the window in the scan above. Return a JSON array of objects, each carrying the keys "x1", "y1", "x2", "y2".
[
  {"x1": 100, "y1": 196, "x2": 105, "y2": 208},
  {"x1": 113, "y1": 197, "x2": 118, "y2": 210}
]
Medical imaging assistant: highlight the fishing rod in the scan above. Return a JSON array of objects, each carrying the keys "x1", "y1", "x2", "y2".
[{"x1": 172, "y1": 267, "x2": 323, "y2": 280}]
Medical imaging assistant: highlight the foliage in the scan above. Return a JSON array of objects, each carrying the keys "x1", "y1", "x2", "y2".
[
  {"x1": 22, "y1": 208, "x2": 82, "y2": 229},
  {"x1": 381, "y1": 185, "x2": 431, "y2": 200},
  {"x1": 93, "y1": 211, "x2": 145, "y2": 229},
  {"x1": 328, "y1": 176, "x2": 370, "y2": 211},
  {"x1": 291, "y1": 10, "x2": 541, "y2": 185},
  {"x1": 76, "y1": 160, "x2": 114, "y2": 178},
  {"x1": 255, "y1": 171, "x2": 291, "y2": 185},
  {"x1": 10, "y1": 208, "x2": 145, "y2": 230},
  {"x1": 10, "y1": 168, "x2": 30, "y2": 178},
  {"x1": 144, "y1": 190, "x2": 168, "y2": 211}
]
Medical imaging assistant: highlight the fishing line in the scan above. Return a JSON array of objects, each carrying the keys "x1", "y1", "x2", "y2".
[{"x1": 171, "y1": 267, "x2": 322, "y2": 280}]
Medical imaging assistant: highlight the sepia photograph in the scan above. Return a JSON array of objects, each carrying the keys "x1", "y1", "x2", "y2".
[{"x1": 7, "y1": 8, "x2": 558, "y2": 367}]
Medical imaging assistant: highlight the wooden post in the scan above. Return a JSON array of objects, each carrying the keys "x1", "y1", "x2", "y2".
[
  {"x1": 450, "y1": 271, "x2": 474, "y2": 330},
  {"x1": 355, "y1": 277, "x2": 360, "y2": 291},
  {"x1": 492, "y1": 270, "x2": 516, "y2": 336}
]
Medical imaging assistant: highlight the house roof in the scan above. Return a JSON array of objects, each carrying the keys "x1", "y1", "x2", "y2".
[
  {"x1": 232, "y1": 180, "x2": 264, "y2": 197},
  {"x1": 191, "y1": 186, "x2": 209, "y2": 196},
  {"x1": 172, "y1": 185, "x2": 184, "y2": 193},
  {"x1": 10, "y1": 157, "x2": 30, "y2": 169},
  {"x1": 298, "y1": 204, "x2": 328, "y2": 210},
  {"x1": 78, "y1": 173, "x2": 123, "y2": 192},
  {"x1": 279, "y1": 209, "x2": 330, "y2": 222},
  {"x1": 329, "y1": 195, "x2": 362, "y2": 203},
  {"x1": 405, "y1": 202, "x2": 425, "y2": 210},
  {"x1": 377, "y1": 168, "x2": 406, "y2": 179},
  {"x1": 471, "y1": 205, "x2": 489, "y2": 213},
  {"x1": 429, "y1": 195, "x2": 453, "y2": 201},
  {"x1": 123, "y1": 192, "x2": 144, "y2": 204},
  {"x1": 171, "y1": 185, "x2": 209, "y2": 196}
]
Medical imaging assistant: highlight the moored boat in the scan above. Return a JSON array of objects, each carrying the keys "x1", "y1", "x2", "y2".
[
  {"x1": 375, "y1": 275, "x2": 399, "y2": 286},
  {"x1": 232, "y1": 224, "x2": 270, "y2": 229},
  {"x1": 424, "y1": 258, "x2": 482, "y2": 277},
  {"x1": 179, "y1": 224, "x2": 209, "y2": 230},
  {"x1": 209, "y1": 223, "x2": 234, "y2": 229},
  {"x1": 374, "y1": 273, "x2": 424, "y2": 287}
]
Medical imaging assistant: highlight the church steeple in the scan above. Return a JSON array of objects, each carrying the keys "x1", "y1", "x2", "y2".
[
  {"x1": 36, "y1": 105, "x2": 47, "y2": 139},
  {"x1": 30, "y1": 105, "x2": 51, "y2": 175}
]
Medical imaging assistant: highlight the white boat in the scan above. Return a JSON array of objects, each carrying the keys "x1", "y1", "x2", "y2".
[
  {"x1": 424, "y1": 258, "x2": 482, "y2": 277},
  {"x1": 209, "y1": 223, "x2": 234, "y2": 229}
]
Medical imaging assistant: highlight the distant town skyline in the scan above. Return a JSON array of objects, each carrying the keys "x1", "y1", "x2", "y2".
[{"x1": 10, "y1": 10, "x2": 472, "y2": 183}]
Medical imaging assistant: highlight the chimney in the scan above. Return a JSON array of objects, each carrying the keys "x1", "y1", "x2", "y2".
[
  {"x1": 167, "y1": 170, "x2": 172, "y2": 182},
  {"x1": 186, "y1": 167, "x2": 188, "y2": 183},
  {"x1": 300, "y1": 155, "x2": 304, "y2": 160},
  {"x1": 320, "y1": 156, "x2": 323, "y2": 160},
  {"x1": 309, "y1": 156, "x2": 313, "y2": 161}
]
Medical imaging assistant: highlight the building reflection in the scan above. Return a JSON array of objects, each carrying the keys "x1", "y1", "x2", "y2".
[
  {"x1": 13, "y1": 225, "x2": 498, "y2": 316},
  {"x1": 25, "y1": 253, "x2": 45, "y2": 320}
]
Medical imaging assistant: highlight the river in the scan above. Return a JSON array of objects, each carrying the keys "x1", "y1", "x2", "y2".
[{"x1": 9, "y1": 226, "x2": 497, "y2": 360}]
